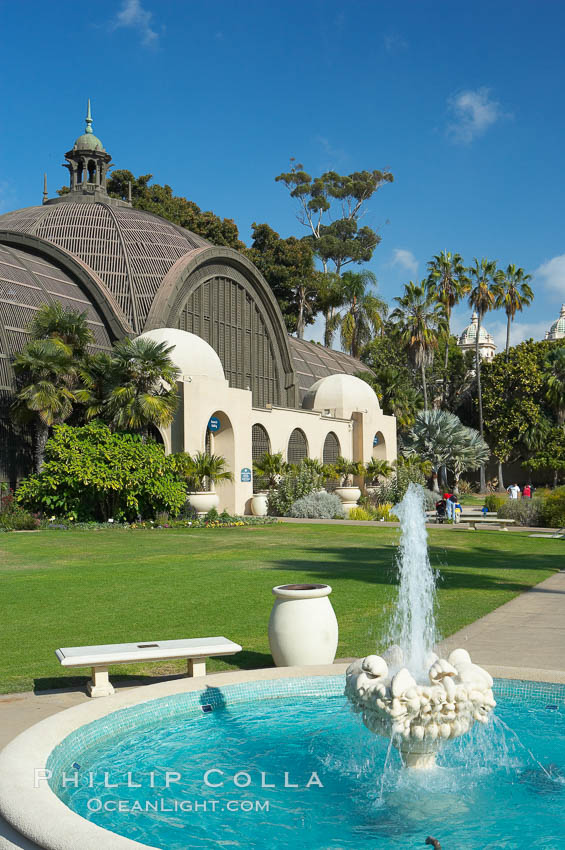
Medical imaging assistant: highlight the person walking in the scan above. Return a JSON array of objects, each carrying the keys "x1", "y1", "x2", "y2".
[
  {"x1": 507, "y1": 483, "x2": 520, "y2": 500},
  {"x1": 523, "y1": 484, "x2": 531, "y2": 499}
]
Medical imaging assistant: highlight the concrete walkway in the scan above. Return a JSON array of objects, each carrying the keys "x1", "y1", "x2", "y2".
[{"x1": 1, "y1": 572, "x2": 564, "y2": 752}]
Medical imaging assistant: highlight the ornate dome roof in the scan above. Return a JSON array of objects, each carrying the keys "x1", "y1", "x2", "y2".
[
  {"x1": 545, "y1": 304, "x2": 565, "y2": 341},
  {"x1": 458, "y1": 312, "x2": 495, "y2": 346},
  {"x1": 72, "y1": 100, "x2": 105, "y2": 151},
  {"x1": 302, "y1": 373, "x2": 380, "y2": 418},
  {"x1": 0, "y1": 203, "x2": 209, "y2": 333},
  {"x1": 136, "y1": 328, "x2": 225, "y2": 381}
]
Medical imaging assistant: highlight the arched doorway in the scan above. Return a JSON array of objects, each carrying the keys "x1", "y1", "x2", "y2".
[
  {"x1": 323, "y1": 431, "x2": 340, "y2": 491},
  {"x1": 287, "y1": 428, "x2": 308, "y2": 465},
  {"x1": 372, "y1": 430, "x2": 386, "y2": 460},
  {"x1": 205, "y1": 410, "x2": 236, "y2": 513}
]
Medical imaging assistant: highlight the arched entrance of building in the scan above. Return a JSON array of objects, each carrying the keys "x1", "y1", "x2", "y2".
[
  {"x1": 206, "y1": 410, "x2": 236, "y2": 513},
  {"x1": 372, "y1": 431, "x2": 386, "y2": 461}
]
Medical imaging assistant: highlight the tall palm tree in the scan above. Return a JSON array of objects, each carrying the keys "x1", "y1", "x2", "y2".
[
  {"x1": 365, "y1": 366, "x2": 423, "y2": 428},
  {"x1": 467, "y1": 258, "x2": 498, "y2": 491},
  {"x1": 544, "y1": 347, "x2": 565, "y2": 426},
  {"x1": 104, "y1": 338, "x2": 180, "y2": 435},
  {"x1": 12, "y1": 339, "x2": 77, "y2": 471},
  {"x1": 75, "y1": 352, "x2": 114, "y2": 421},
  {"x1": 493, "y1": 264, "x2": 534, "y2": 357},
  {"x1": 338, "y1": 270, "x2": 388, "y2": 358},
  {"x1": 29, "y1": 302, "x2": 93, "y2": 356},
  {"x1": 427, "y1": 251, "x2": 470, "y2": 402},
  {"x1": 390, "y1": 281, "x2": 444, "y2": 411},
  {"x1": 315, "y1": 272, "x2": 345, "y2": 348}
]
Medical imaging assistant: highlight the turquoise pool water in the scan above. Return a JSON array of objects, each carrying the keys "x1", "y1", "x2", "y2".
[{"x1": 51, "y1": 677, "x2": 565, "y2": 849}]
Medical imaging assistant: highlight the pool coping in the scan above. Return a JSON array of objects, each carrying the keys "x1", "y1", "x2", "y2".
[{"x1": 0, "y1": 662, "x2": 563, "y2": 850}]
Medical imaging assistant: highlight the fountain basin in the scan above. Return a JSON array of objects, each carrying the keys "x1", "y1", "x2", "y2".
[{"x1": 0, "y1": 670, "x2": 563, "y2": 850}]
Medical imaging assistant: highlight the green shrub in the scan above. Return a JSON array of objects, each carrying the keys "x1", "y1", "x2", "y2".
[
  {"x1": 374, "y1": 503, "x2": 398, "y2": 521},
  {"x1": 288, "y1": 491, "x2": 345, "y2": 519},
  {"x1": 485, "y1": 494, "x2": 507, "y2": 513},
  {"x1": 540, "y1": 487, "x2": 565, "y2": 528},
  {"x1": 16, "y1": 422, "x2": 187, "y2": 522},
  {"x1": 497, "y1": 498, "x2": 543, "y2": 527},
  {"x1": 456, "y1": 479, "x2": 476, "y2": 495},
  {"x1": 348, "y1": 506, "x2": 373, "y2": 521},
  {"x1": 0, "y1": 508, "x2": 39, "y2": 531},
  {"x1": 268, "y1": 462, "x2": 324, "y2": 516}
]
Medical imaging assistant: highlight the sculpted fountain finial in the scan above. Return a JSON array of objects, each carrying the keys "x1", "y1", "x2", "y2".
[{"x1": 345, "y1": 484, "x2": 496, "y2": 768}]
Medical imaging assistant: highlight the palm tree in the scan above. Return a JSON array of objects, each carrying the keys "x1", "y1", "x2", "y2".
[
  {"x1": 12, "y1": 340, "x2": 76, "y2": 471},
  {"x1": 338, "y1": 270, "x2": 388, "y2": 358},
  {"x1": 252, "y1": 452, "x2": 290, "y2": 489},
  {"x1": 104, "y1": 338, "x2": 180, "y2": 435},
  {"x1": 315, "y1": 272, "x2": 345, "y2": 348},
  {"x1": 402, "y1": 409, "x2": 475, "y2": 493},
  {"x1": 366, "y1": 366, "x2": 423, "y2": 428},
  {"x1": 29, "y1": 302, "x2": 92, "y2": 356},
  {"x1": 449, "y1": 426, "x2": 490, "y2": 495},
  {"x1": 493, "y1": 264, "x2": 534, "y2": 357},
  {"x1": 468, "y1": 258, "x2": 498, "y2": 491},
  {"x1": 178, "y1": 451, "x2": 233, "y2": 492},
  {"x1": 75, "y1": 352, "x2": 114, "y2": 421},
  {"x1": 427, "y1": 251, "x2": 470, "y2": 402},
  {"x1": 365, "y1": 457, "x2": 394, "y2": 485},
  {"x1": 544, "y1": 347, "x2": 565, "y2": 426},
  {"x1": 390, "y1": 281, "x2": 444, "y2": 411}
]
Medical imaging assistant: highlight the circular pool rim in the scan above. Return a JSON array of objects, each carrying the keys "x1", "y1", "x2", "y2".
[{"x1": 0, "y1": 664, "x2": 564, "y2": 850}]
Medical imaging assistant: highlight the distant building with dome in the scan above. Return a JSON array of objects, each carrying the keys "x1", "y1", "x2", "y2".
[
  {"x1": 545, "y1": 304, "x2": 565, "y2": 341},
  {"x1": 457, "y1": 313, "x2": 496, "y2": 361},
  {"x1": 0, "y1": 102, "x2": 396, "y2": 506}
]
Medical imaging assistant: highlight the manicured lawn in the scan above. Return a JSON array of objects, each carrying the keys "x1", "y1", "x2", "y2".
[{"x1": 0, "y1": 524, "x2": 560, "y2": 693}]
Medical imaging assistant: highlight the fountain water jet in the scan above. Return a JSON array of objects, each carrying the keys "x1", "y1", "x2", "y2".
[{"x1": 345, "y1": 484, "x2": 496, "y2": 768}]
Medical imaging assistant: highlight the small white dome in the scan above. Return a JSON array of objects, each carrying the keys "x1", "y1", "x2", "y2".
[
  {"x1": 303, "y1": 373, "x2": 380, "y2": 418},
  {"x1": 136, "y1": 328, "x2": 225, "y2": 381}
]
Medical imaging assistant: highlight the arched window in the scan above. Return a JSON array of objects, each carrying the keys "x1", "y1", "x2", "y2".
[
  {"x1": 322, "y1": 431, "x2": 340, "y2": 465},
  {"x1": 252, "y1": 424, "x2": 270, "y2": 462},
  {"x1": 87, "y1": 161, "x2": 96, "y2": 184},
  {"x1": 287, "y1": 428, "x2": 308, "y2": 465},
  {"x1": 252, "y1": 423, "x2": 271, "y2": 492}
]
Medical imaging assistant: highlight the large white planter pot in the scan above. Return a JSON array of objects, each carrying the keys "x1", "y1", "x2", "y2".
[
  {"x1": 335, "y1": 486, "x2": 361, "y2": 515},
  {"x1": 268, "y1": 584, "x2": 339, "y2": 666},
  {"x1": 251, "y1": 492, "x2": 269, "y2": 517},
  {"x1": 187, "y1": 491, "x2": 220, "y2": 516}
]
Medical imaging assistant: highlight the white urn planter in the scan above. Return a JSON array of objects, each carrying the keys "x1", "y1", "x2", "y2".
[
  {"x1": 187, "y1": 491, "x2": 220, "y2": 516},
  {"x1": 334, "y1": 486, "x2": 361, "y2": 515},
  {"x1": 268, "y1": 583, "x2": 339, "y2": 666},
  {"x1": 251, "y1": 492, "x2": 269, "y2": 517}
]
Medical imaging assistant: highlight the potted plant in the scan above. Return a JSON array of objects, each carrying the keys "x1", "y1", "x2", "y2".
[
  {"x1": 251, "y1": 451, "x2": 289, "y2": 516},
  {"x1": 330, "y1": 456, "x2": 365, "y2": 514},
  {"x1": 180, "y1": 451, "x2": 233, "y2": 516},
  {"x1": 364, "y1": 458, "x2": 394, "y2": 496}
]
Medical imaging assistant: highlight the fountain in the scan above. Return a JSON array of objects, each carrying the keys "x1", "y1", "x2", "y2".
[{"x1": 345, "y1": 483, "x2": 496, "y2": 768}]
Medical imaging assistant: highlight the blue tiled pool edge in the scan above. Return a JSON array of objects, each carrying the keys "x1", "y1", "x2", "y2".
[{"x1": 47, "y1": 674, "x2": 565, "y2": 793}]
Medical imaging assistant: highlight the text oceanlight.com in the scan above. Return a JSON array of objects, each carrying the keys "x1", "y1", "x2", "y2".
[{"x1": 86, "y1": 798, "x2": 271, "y2": 813}]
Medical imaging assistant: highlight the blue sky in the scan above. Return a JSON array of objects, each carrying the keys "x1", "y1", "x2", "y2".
[{"x1": 2, "y1": 0, "x2": 564, "y2": 349}]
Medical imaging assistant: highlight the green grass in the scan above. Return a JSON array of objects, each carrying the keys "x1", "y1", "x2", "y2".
[{"x1": 0, "y1": 524, "x2": 560, "y2": 694}]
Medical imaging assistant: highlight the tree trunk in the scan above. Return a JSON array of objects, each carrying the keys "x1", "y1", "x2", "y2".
[
  {"x1": 505, "y1": 313, "x2": 511, "y2": 358},
  {"x1": 34, "y1": 422, "x2": 49, "y2": 473},
  {"x1": 453, "y1": 473, "x2": 459, "y2": 496},
  {"x1": 476, "y1": 315, "x2": 486, "y2": 492},
  {"x1": 432, "y1": 471, "x2": 440, "y2": 493},
  {"x1": 553, "y1": 468, "x2": 558, "y2": 488},
  {"x1": 497, "y1": 460, "x2": 505, "y2": 491},
  {"x1": 421, "y1": 361, "x2": 428, "y2": 412},
  {"x1": 297, "y1": 287, "x2": 305, "y2": 339},
  {"x1": 443, "y1": 310, "x2": 451, "y2": 407}
]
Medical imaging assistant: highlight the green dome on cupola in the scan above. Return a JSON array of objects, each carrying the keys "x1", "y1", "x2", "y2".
[{"x1": 72, "y1": 99, "x2": 105, "y2": 151}]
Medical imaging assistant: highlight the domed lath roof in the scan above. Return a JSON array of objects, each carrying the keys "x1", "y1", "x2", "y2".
[
  {"x1": 0, "y1": 202, "x2": 210, "y2": 333},
  {"x1": 545, "y1": 304, "x2": 565, "y2": 341}
]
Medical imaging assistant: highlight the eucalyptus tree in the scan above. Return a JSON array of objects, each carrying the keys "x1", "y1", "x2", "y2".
[
  {"x1": 427, "y1": 251, "x2": 470, "y2": 402},
  {"x1": 12, "y1": 340, "x2": 77, "y2": 471},
  {"x1": 390, "y1": 281, "x2": 444, "y2": 411},
  {"x1": 493, "y1": 264, "x2": 534, "y2": 357},
  {"x1": 467, "y1": 258, "x2": 499, "y2": 491},
  {"x1": 338, "y1": 270, "x2": 388, "y2": 358},
  {"x1": 104, "y1": 338, "x2": 180, "y2": 436}
]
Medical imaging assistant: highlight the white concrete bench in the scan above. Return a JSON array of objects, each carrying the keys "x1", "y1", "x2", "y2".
[
  {"x1": 55, "y1": 636, "x2": 242, "y2": 697},
  {"x1": 466, "y1": 517, "x2": 516, "y2": 531}
]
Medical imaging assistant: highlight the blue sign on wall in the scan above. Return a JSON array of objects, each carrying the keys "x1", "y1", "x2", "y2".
[
  {"x1": 241, "y1": 467, "x2": 252, "y2": 483},
  {"x1": 208, "y1": 417, "x2": 221, "y2": 432},
  {"x1": 373, "y1": 434, "x2": 379, "y2": 446}
]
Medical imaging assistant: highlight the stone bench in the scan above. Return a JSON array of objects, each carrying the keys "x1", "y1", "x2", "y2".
[
  {"x1": 55, "y1": 636, "x2": 242, "y2": 697},
  {"x1": 465, "y1": 517, "x2": 516, "y2": 531}
]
